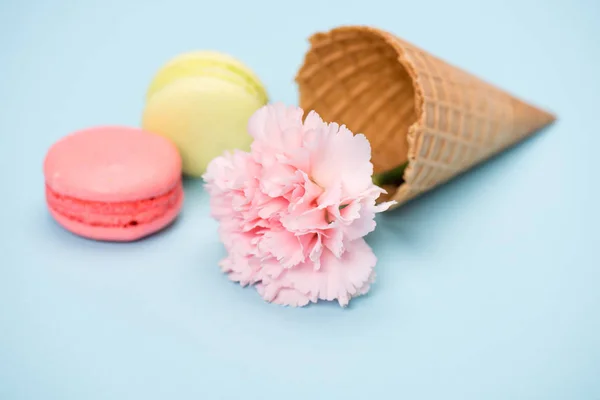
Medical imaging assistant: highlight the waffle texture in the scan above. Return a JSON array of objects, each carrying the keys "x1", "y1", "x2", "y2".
[{"x1": 295, "y1": 26, "x2": 556, "y2": 209}]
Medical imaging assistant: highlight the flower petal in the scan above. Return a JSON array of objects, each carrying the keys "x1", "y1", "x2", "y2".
[
  {"x1": 343, "y1": 207, "x2": 377, "y2": 241},
  {"x1": 281, "y1": 207, "x2": 330, "y2": 233},
  {"x1": 302, "y1": 110, "x2": 325, "y2": 132},
  {"x1": 310, "y1": 125, "x2": 374, "y2": 199},
  {"x1": 219, "y1": 253, "x2": 261, "y2": 287},
  {"x1": 260, "y1": 229, "x2": 305, "y2": 268},
  {"x1": 259, "y1": 162, "x2": 298, "y2": 197},
  {"x1": 257, "y1": 238, "x2": 377, "y2": 307},
  {"x1": 317, "y1": 180, "x2": 342, "y2": 209},
  {"x1": 258, "y1": 197, "x2": 288, "y2": 219},
  {"x1": 322, "y1": 228, "x2": 344, "y2": 259},
  {"x1": 255, "y1": 283, "x2": 315, "y2": 307},
  {"x1": 248, "y1": 103, "x2": 304, "y2": 150}
]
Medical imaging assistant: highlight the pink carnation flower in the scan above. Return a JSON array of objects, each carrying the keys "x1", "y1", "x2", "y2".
[{"x1": 203, "y1": 103, "x2": 395, "y2": 307}]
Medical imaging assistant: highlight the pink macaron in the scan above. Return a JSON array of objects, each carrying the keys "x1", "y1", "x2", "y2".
[{"x1": 44, "y1": 126, "x2": 184, "y2": 241}]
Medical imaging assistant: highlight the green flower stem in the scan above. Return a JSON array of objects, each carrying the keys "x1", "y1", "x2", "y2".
[{"x1": 372, "y1": 162, "x2": 409, "y2": 187}]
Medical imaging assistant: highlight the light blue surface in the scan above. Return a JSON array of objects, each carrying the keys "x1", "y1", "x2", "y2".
[{"x1": 1, "y1": 0, "x2": 599, "y2": 399}]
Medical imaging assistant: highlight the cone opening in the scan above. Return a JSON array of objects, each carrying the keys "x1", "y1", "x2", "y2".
[{"x1": 296, "y1": 27, "x2": 420, "y2": 181}]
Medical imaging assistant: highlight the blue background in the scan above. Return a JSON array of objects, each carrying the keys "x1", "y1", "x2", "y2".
[{"x1": 1, "y1": 0, "x2": 599, "y2": 399}]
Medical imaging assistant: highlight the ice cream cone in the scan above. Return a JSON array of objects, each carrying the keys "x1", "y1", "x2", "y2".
[{"x1": 295, "y1": 25, "x2": 556, "y2": 209}]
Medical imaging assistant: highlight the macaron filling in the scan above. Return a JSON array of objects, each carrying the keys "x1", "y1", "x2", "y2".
[{"x1": 45, "y1": 182, "x2": 183, "y2": 228}]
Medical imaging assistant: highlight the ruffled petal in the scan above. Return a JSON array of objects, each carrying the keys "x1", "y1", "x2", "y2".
[
  {"x1": 249, "y1": 103, "x2": 304, "y2": 152},
  {"x1": 281, "y1": 207, "x2": 330, "y2": 233},
  {"x1": 260, "y1": 229, "x2": 305, "y2": 268},
  {"x1": 310, "y1": 125, "x2": 374, "y2": 199},
  {"x1": 259, "y1": 162, "x2": 298, "y2": 198},
  {"x1": 219, "y1": 253, "x2": 261, "y2": 287},
  {"x1": 257, "y1": 238, "x2": 377, "y2": 307},
  {"x1": 322, "y1": 228, "x2": 344, "y2": 259},
  {"x1": 255, "y1": 283, "x2": 315, "y2": 307}
]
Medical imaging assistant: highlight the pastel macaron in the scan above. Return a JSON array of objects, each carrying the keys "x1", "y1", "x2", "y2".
[
  {"x1": 142, "y1": 51, "x2": 268, "y2": 177},
  {"x1": 44, "y1": 126, "x2": 184, "y2": 241}
]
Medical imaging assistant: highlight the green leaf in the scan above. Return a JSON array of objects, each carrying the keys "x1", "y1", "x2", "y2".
[{"x1": 372, "y1": 161, "x2": 409, "y2": 186}]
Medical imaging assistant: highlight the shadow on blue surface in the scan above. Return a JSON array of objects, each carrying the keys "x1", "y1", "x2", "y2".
[{"x1": 364, "y1": 122, "x2": 558, "y2": 303}]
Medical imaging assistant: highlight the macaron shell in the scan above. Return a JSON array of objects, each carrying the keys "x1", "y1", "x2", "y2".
[
  {"x1": 146, "y1": 51, "x2": 268, "y2": 104},
  {"x1": 48, "y1": 184, "x2": 184, "y2": 242},
  {"x1": 142, "y1": 77, "x2": 262, "y2": 176},
  {"x1": 44, "y1": 126, "x2": 182, "y2": 202}
]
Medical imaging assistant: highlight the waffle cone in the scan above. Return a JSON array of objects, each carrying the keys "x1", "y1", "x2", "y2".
[{"x1": 295, "y1": 26, "x2": 556, "y2": 209}]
